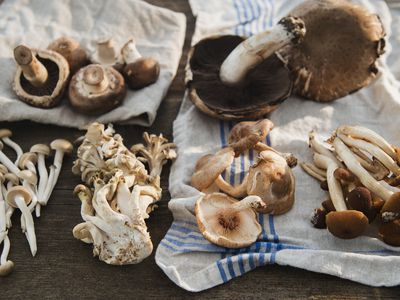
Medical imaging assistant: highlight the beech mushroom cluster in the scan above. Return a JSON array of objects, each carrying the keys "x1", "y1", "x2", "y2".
[
  {"x1": 12, "y1": 36, "x2": 160, "y2": 115},
  {"x1": 0, "y1": 128, "x2": 72, "y2": 276},
  {"x1": 191, "y1": 119, "x2": 296, "y2": 248},
  {"x1": 187, "y1": 0, "x2": 385, "y2": 120},
  {"x1": 72, "y1": 123, "x2": 176, "y2": 264},
  {"x1": 302, "y1": 125, "x2": 400, "y2": 245}
]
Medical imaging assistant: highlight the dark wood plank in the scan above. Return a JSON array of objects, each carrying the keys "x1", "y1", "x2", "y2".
[{"x1": 0, "y1": 0, "x2": 400, "y2": 299}]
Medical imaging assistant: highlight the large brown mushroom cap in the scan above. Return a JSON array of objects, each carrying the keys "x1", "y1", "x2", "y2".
[
  {"x1": 187, "y1": 35, "x2": 292, "y2": 120},
  {"x1": 279, "y1": 0, "x2": 385, "y2": 102},
  {"x1": 13, "y1": 47, "x2": 70, "y2": 108},
  {"x1": 326, "y1": 210, "x2": 368, "y2": 239}
]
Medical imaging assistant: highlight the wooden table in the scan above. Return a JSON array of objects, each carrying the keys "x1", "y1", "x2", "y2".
[{"x1": 1, "y1": 1, "x2": 400, "y2": 298}]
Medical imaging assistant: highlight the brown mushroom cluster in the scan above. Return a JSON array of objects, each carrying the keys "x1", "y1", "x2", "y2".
[
  {"x1": 12, "y1": 36, "x2": 160, "y2": 115},
  {"x1": 0, "y1": 128, "x2": 73, "y2": 276},
  {"x1": 191, "y1": 119, "x2": 296, "y2": 248},
  {"x1": 302, "y1": 126, "x2": 400, "y2": 245},
  {"x1": 72, "y1": 123, "x2": 176, "y2": 264},
  {"x1": 187, "y1": 0, "x2": 385, "y2": 120}
]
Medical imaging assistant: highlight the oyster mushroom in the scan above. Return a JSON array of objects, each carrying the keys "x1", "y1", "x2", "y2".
[
  {"x1": 120, "y1": 39, "x2": 160, "y2": 90},
  {"x1": 195, "y1": 193, "x2": 265, "y2": 248},
  {"x1": 68, "y1": 64, "x2": 126, "y2": 115},
  {"x1": 247, "y1": 149, "x2": 295, "y2": 214},
  {"x1": 47, "y1": 37, "x2": 88, "y2": 75},
  {"x1": 0, "y1": 129, "x2": 23, "y2": 165},
  {"x1": 187, "y1": 17, "x2": 305, "y2": 120},
  {"x1": 13, "y1": 45, "x2": 70, "y2": 108},
  {"x1": 279, "y1": 0, "x2": 385, "y2": 101}
]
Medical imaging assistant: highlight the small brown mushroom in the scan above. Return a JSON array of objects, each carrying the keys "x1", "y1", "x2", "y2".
[
  {"x1": 90, "y1": 38, "x2": 124, "y2": 71},
  {"x1": 311, "y1": 208, "x2": 328, "y2": 229},
  {"x1": 68, "y1": 64, "x2": 126, "y2": 115},
  {"x1": 279, "y1": 0, "x2": 385, "y2": 101},
  {"x1": 346, "y1": 187, "x2": 372, "y2": 216},
  {"x1": 13, "y1": 45, "x2": 70, "y2": 108},
  {"x1": 326, "y1": 210, "x2": 369, "y2": 239},
  {"x1": 378, "y1": 220, "x2": 400, "y2": 246},
  {"x1": 48, "y1": 37, "x2": 88, "y2": 74},
  {"x1": 380, "y1": 193, "x2": 400, "y2": 223},
  {"x1": 195, "y1": 193, "x2": 265, "y2": 248}
]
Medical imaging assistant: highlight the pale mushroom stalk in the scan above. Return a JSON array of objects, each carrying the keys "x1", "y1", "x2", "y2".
[
  {"x1": 0, "y1": 190, "x2": 6, "y2": 243},
  {"x1": 0, "y1": 236, "x2": 14, "y2": 277},
  {"x1": 309, "y1": 131, "x2": 344, "y2": 167},
  {"x1": 351, "y1": 147, "x2": 381, "y2": 173},
  {"x1": 34, "y1": 151, "x2": 49, "y2": 216},
  {"x1": 96, "y1": 38, "x2": 119, "y2": 65},
  {"x1": 219, "y1": 17, "x2": 305, "y2": 84},
  {"x1": 338, "y1": 133, "x2": 400, "y2": 176},
  {"x1": 14, "y1": 45, "x2": 48, "y2": 87},
  {"x1": 42, "y1": 165, "x2": 55, "y2": 205},
  {"x1": 0, "y1": 129, "x2": 23, "y2": 165},
  {"x1": 121, "y1": 39, "x2": 142, "y2": 63},
  {"x1": 5, "y1": 179, "x2": 17, "y2": 229},
  {"x1": 313, "y1": 153, "x2": 347, "y2": 211},
  {"x1": 301, "y1": 162, "x2": 327, "y2": 182},
  {"x1": 337, "y1": 125, "x2": 397, "y2": 161},
  {"x1": 0, "y1": 142, "x2": 21, "y2": 175},
  {"x1": 333, "y1": 137, "x2": 393, "y2": 201},
  {"x1": 20, "y1": 180, "x2": 38, "y2": 233}
]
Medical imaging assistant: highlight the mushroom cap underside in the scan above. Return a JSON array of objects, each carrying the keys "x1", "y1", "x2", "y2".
[
  {"x1": 195, "y1": 193, "x2": 262, "y2": 248},
  {"x1": 13, "y1": 49, "x2": 69, "y2": 108},
  {"x1": 188, "y1": 35, "x2": 292, "y2": 120},
  {"x1": 279, "y1": 0, "x2": 385, "y2": 102}
]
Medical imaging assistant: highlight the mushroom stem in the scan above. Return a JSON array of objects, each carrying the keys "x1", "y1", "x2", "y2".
[
  {"x1": 14, "y1": 194, "x2": 37, "y2": 256},
  {"x1": 82, "y1": 65, "x2": 109, "y2": 94},
  {"x1": 219, "y1": 16, "x2": 305, "y2": 85},
  {"x1": 313, "y1": 153, "x2": 347, "y2": 211},
  {"x1": 36, "y1": 154, "x2": 48, "y2": 212},
  {"x1": 0, "y1": 132, "x2": 23, "y2": 165},
  {"x1": 0, "y1": 143, "x2": 20, "y2": 175},
  {"x1": 121, "y1": 39, "x2": 142, "y2": 64},
  {"x1": 301, "y1": 162, "x2": 326, "y2": 182},
  {"x1": 97, "y1": 39, "x2": 117, "y2": 65},
  {"x1": 231, "y1": 195, "x2": 265, "y2": 211},
  {"x1": 215, "y1": 174, "x2": 248, "y2": 198},
  {"x1": 309, "y1": 131, "x2": 343, "y2": 167},
  {"x1": 14, "y1": 45, "x2": 48, "y2": 87},
  {"x1": 333, "y1": 137, "x2": 393, "y2": 201},
  {"x1": 42, "y1": 165, "x2": 55, "y2": 205}
]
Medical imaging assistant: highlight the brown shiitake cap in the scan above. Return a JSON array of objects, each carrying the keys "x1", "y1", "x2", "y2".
[
  {"x1": 326, "y1": 210, "x2": 368, "y2": 239},
  {"x1": 378, "y1": 220, "x2": 400, "y2": 246},
  {"x1": 18, "y1": 170, "x2": 38, "y2": 186},
  {"x1": 68, "y1": 64, "x2": 126, "y2": 115},
  {"x1": 228, "y1": 119, "x2": 274, "y2": 156},
  {"x1": 6, "y1": 186, "x2": 32, "y2": 208},
  {"x1": 123, "y1": 58, "x2": 160, "y2": 90},
  {"x1": 195, "y1": 193, "x2": 263, "y2": 248},
  {"x1": 18, "y1": 152, "x2": 38, "y2": 169},
  {"x1": 346, "y1": 187, "x2": 372, "y2": 216},
  {"x1": 279, "y1": 0, "x2": 385, "y2": 102},
  {"x1": 30, "y1": 144, "x2": 51, "y2": 156},
  {"x1": 380, "y1": 193, "x2": 400, "y2": 222},
  {"x1": 187, "y1": 35, "x2": 292, "y2": 120},
  {"x1": 48, "y1": 37, "x2": 88, "y2": 75},
  {"x1": 191, "y1": 147, "x2": 235, "y2": 191},
  {"x1": 0, "y1": 129, "x2": 12, "y2": 139},
  {"x1": 13, "y1": 46, "x2": 70, "y2": 108},
  {"x1": 50, "y1": 139, "x2": 73, "y2": 154}
]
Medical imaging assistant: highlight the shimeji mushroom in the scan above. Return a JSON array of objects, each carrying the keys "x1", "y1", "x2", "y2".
[
  {"x1": 0, "y1": 129, "x2": 23, "y2": 165},
  {"x1": 68, "y1": 64, "x2": 126, "y2": 115},
  {"x1": 6, "y1": 186, "x2": 37, "y2": 256},
  {"x1": 120, "y1": 39, "x2": 160, "y2": 90},
  {"x1": 18, "y1": 170, "x2": 38, "y2": 232},
  {"x1": 48, "y1": 37, "x2": 88, "y2": 75},
  {"x1": 4, "y1": 173, "x2": 19, "y2": 228},
  {"x1": 195, "y1": 193, "x2": 265, "y2": 248},
  {"x1": 91, "y1": 38, "x2": 124, "y2": 71},
  {"x1": 0, "y1": 141, "x2": 20, "y2": 175},
  {"x1": 0, "y1": 236, "x2": 14, "y2": 277},
  {"x1": 13, "y1": 45, "x2": 70, "y2": 108},
  {"x1": 278, "y1": 0, "x2": 385, "y2": 102},
  {"x1": 187, "y1": 17, "x2": 305, "y2": 120}
]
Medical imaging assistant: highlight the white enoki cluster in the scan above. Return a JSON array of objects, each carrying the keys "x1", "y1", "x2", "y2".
[
  {"x1": 0, "y1": 129, "x2": 72, "y2": 276},
  {"x1": 72, "y1": 123, "x2": 176, "y2": 265},
  {"x1": 302, "y1": 125, "x2": 400, "y2": 242}
]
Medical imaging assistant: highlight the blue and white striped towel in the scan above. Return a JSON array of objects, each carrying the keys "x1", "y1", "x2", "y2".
[{"x1": 155, "y1": 0, "x2": 400, "y2": 292}]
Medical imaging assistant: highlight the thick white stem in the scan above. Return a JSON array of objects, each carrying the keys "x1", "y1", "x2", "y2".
[
  {"x1": 301, "y1": 163, "x2": 326, "y2": 182},
  {"x1": 42, "y1": 165, "x2": 56, "y2": 205},
  {"x1": 15, "y1": 195, "x2": 37, "y2": 256},
  {"x1": 1, "y1": 235, "x2": 10, "y2": 264},
  {"x1": 0, "y1": 199, "x2": 6, "y2": 233},
  {"x1": 0, "y1": 152, "x2": 20, "y2": 175},
  {"x1": 309, "y1": 131, "x2": 344, "y2": 167},
  {"x1": 121, "y1": 39, "x2": 142, "y2": 64},
  {"x1": 21, "y1": 181, "x2": 37, "y2": 233},
  {"x1": 2, "y1": 137, "x2": 23, "y2": 165}
]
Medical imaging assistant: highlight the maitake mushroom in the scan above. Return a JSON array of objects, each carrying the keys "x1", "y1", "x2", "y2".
[
  {"x1": 72, "y1": 123, "x2": 176, "y2": 264},
  {"x1": 303, "y1": 125, "x2": 400, "y2": 245}
]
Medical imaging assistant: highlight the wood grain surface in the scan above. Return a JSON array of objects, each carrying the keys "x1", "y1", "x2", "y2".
[{"x1": 1, "y1": 0, "x2": 400, "y2": 299}]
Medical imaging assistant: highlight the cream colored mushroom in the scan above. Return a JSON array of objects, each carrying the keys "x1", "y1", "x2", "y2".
[
  {"x1": 195, "y1": 193, "x2": 265, "y2": 248},
  {"x1": 30, "y1": 144, "x2": 50, "y2": 216},
  {"x1": 0, "y1": 129, "x2": 23, "y2": 165}
]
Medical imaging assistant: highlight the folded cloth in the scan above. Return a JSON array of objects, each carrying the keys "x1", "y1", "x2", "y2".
[
  {"x1": 156, "y1": 0, "x2": 400, "y2": 292},
  {"x1": 0, "y1": 0, "x2": 186, "y2": 127}
]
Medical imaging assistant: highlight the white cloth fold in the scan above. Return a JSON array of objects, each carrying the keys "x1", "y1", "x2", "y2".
[
  {"x1": 156, "y1": 0, "x2": 400, "y2": 292},
  {"x1": 0, "y1": 0, "x2": 186, "y2": 127}
]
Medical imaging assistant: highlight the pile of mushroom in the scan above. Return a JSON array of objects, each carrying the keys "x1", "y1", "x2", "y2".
[
  {"x1": 12, "y1": 36, "x2": 160, "y2": 115},
  {"x1": 191, "y1": 119, "x2": 296, "y2": 248},
  {"x1": 187, "y1": 0, "x2": 385, "y2": 120},
  {"x1": 302, "y1": 125, "x2": 400, "y2": 245},
  {"x1": 0, "y1": 128, "x2": 72, "y2": 276},
  {"x1": 72, "y1": 123, "x2": 176, "y2": 264}
]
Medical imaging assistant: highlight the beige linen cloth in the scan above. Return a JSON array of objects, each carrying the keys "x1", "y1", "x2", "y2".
[{"x1": 0, "y1": 0, "x2": 186, "y2": 127}]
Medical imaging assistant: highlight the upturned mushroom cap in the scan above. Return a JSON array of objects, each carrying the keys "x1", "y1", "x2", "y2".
[
  {"x1": 123, "y1": 58, "x2": 160, "y2": 90},
  {"x1": 195, "y1": 193, "x2": 264, "y2": 248},
  {"x1": 326, "y1": 210, "x2": 368, "y2": 239},
  {"x1": 0, "y1": 260, "x2": 14, "y2": 277},
  {"x1": 30, "y1": 144, "x2": 51, "y2": 156},
  {"x1": 6, "y1": 186, "x2": 32, "y2": 208},
  {"x1": 187, "y1": 35, "x2": 293, "y2": 120},
  {"x1": 68, "y1": 64, "x2": 126, "y2": 115},
  {"x1": 191, "y1": 147, "x2": 235, "y2": 191},
  {"x1": 246, "y1": 150, "x2": 295, "y2": 215},
  {"x1": 13, "y1": 45, "x2": 70, "y2": 108},
  {"x1": 18, "y1": 170, "x2": 38, "y2": 185},
  {"x1": 228, "y1": 119, "x2": 274, "y2": 156},
  {"x1": 50, "y1": 139, "x2": 73, "y2": 154},
  {"x1": 48, "y1": 37, "x2": 89, "y2": 75},
  {"x1": 18, "y1": 152, "x2": 38, "y2": 169},
  {"x1": 0, "y1": 129, "x2": 12, "y2": 139},
  {"x1": 379, "y1": 220, "x2": 400, "y2": 246},
  {"x1": 279, "y1": 0, "x2": 385, "y2": 101}
]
